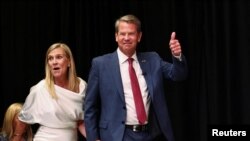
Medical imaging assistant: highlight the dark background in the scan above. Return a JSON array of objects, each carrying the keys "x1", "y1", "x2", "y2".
[{"x1": 1, "y1": 0, "x2": 250, "y2": 141}]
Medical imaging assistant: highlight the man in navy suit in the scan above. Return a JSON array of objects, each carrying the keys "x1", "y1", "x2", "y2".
[{"x1": 84, "y1": 14, "x2": 188, "y2": 141}]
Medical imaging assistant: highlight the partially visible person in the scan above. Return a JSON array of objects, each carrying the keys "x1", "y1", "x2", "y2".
[
  {"x1": 0, "y1": 103, "x2": 33, "y2": 141},
  {"x1": 84, "y1": 14, "x2": 188, "y2": 141},
  {"x1": 18, "y1": 43, "x2": 87, "y2": 141}
]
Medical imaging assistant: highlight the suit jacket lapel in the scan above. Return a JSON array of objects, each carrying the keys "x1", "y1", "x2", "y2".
[
  {"x1": 137, "y1": 54, "x2": 154, "y2": 99},
  {"x1": 109, "y1": 52, "x2": 125, "y2": 102}
]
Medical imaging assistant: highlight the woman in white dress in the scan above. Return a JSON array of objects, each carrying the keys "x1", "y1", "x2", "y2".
[{"x1": 18, "y1": 43, "x2": 87, "y2": 141}]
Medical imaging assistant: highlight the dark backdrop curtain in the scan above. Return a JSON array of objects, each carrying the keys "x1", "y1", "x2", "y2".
[{"x1": 1, "y1": 0, "x2": 250, "y2": 141}]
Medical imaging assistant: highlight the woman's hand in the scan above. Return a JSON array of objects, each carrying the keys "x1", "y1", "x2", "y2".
[{"x1": 78, "y1": 120, "x2": 86, "y2": 138}]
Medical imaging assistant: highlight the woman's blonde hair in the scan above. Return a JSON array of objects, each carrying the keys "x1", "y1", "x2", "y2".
[
  {"x1": 45, "y1": 43, "x2": 80, "y2": 99},
  {"x1": 1, "y1": 103, "x2": 33, "y2": 141}
]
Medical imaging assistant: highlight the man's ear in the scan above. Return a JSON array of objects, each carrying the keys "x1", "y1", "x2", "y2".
[
  {"x1": 138, "y1": 32, "x2": 142, "y2": 42},
  {"x1": 115, "y1": 33, "x2": 118, "y2": 42}
]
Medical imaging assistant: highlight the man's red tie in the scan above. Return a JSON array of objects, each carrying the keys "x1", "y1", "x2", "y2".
[{"x1": 128, "y1": 58, "x2": 147, "y2": 124}]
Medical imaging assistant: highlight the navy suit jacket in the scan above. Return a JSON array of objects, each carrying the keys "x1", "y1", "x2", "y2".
[{"x1": 84, "y1": 51, "x2": 188, "y2": 141}]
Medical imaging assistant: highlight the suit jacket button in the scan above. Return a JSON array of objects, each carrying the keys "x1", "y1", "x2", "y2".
[{"x1": 122, "y1": 121, "x2": 125, "y2": 124}]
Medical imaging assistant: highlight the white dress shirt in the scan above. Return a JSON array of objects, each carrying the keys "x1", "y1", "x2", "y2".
[{"x1": 117, "y1": 48, "x2": 150, "y2": 125}]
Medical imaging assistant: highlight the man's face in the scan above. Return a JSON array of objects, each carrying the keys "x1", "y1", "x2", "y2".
[{"x1": 115, "y1": 21, "x2": 142, "y2": 57}]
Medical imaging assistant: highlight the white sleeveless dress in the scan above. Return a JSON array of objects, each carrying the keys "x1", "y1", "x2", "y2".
[{"x1": 19, "y1": 78, "x2": 86, "y2": 141}]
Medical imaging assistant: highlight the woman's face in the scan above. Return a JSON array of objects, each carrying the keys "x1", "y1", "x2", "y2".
[
  {"x1": 47, "y1": 48, "x2": 70, "y2": 80},
  {"x1": 13, "y1": 114, "x2": 27, "y2": 132}
]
